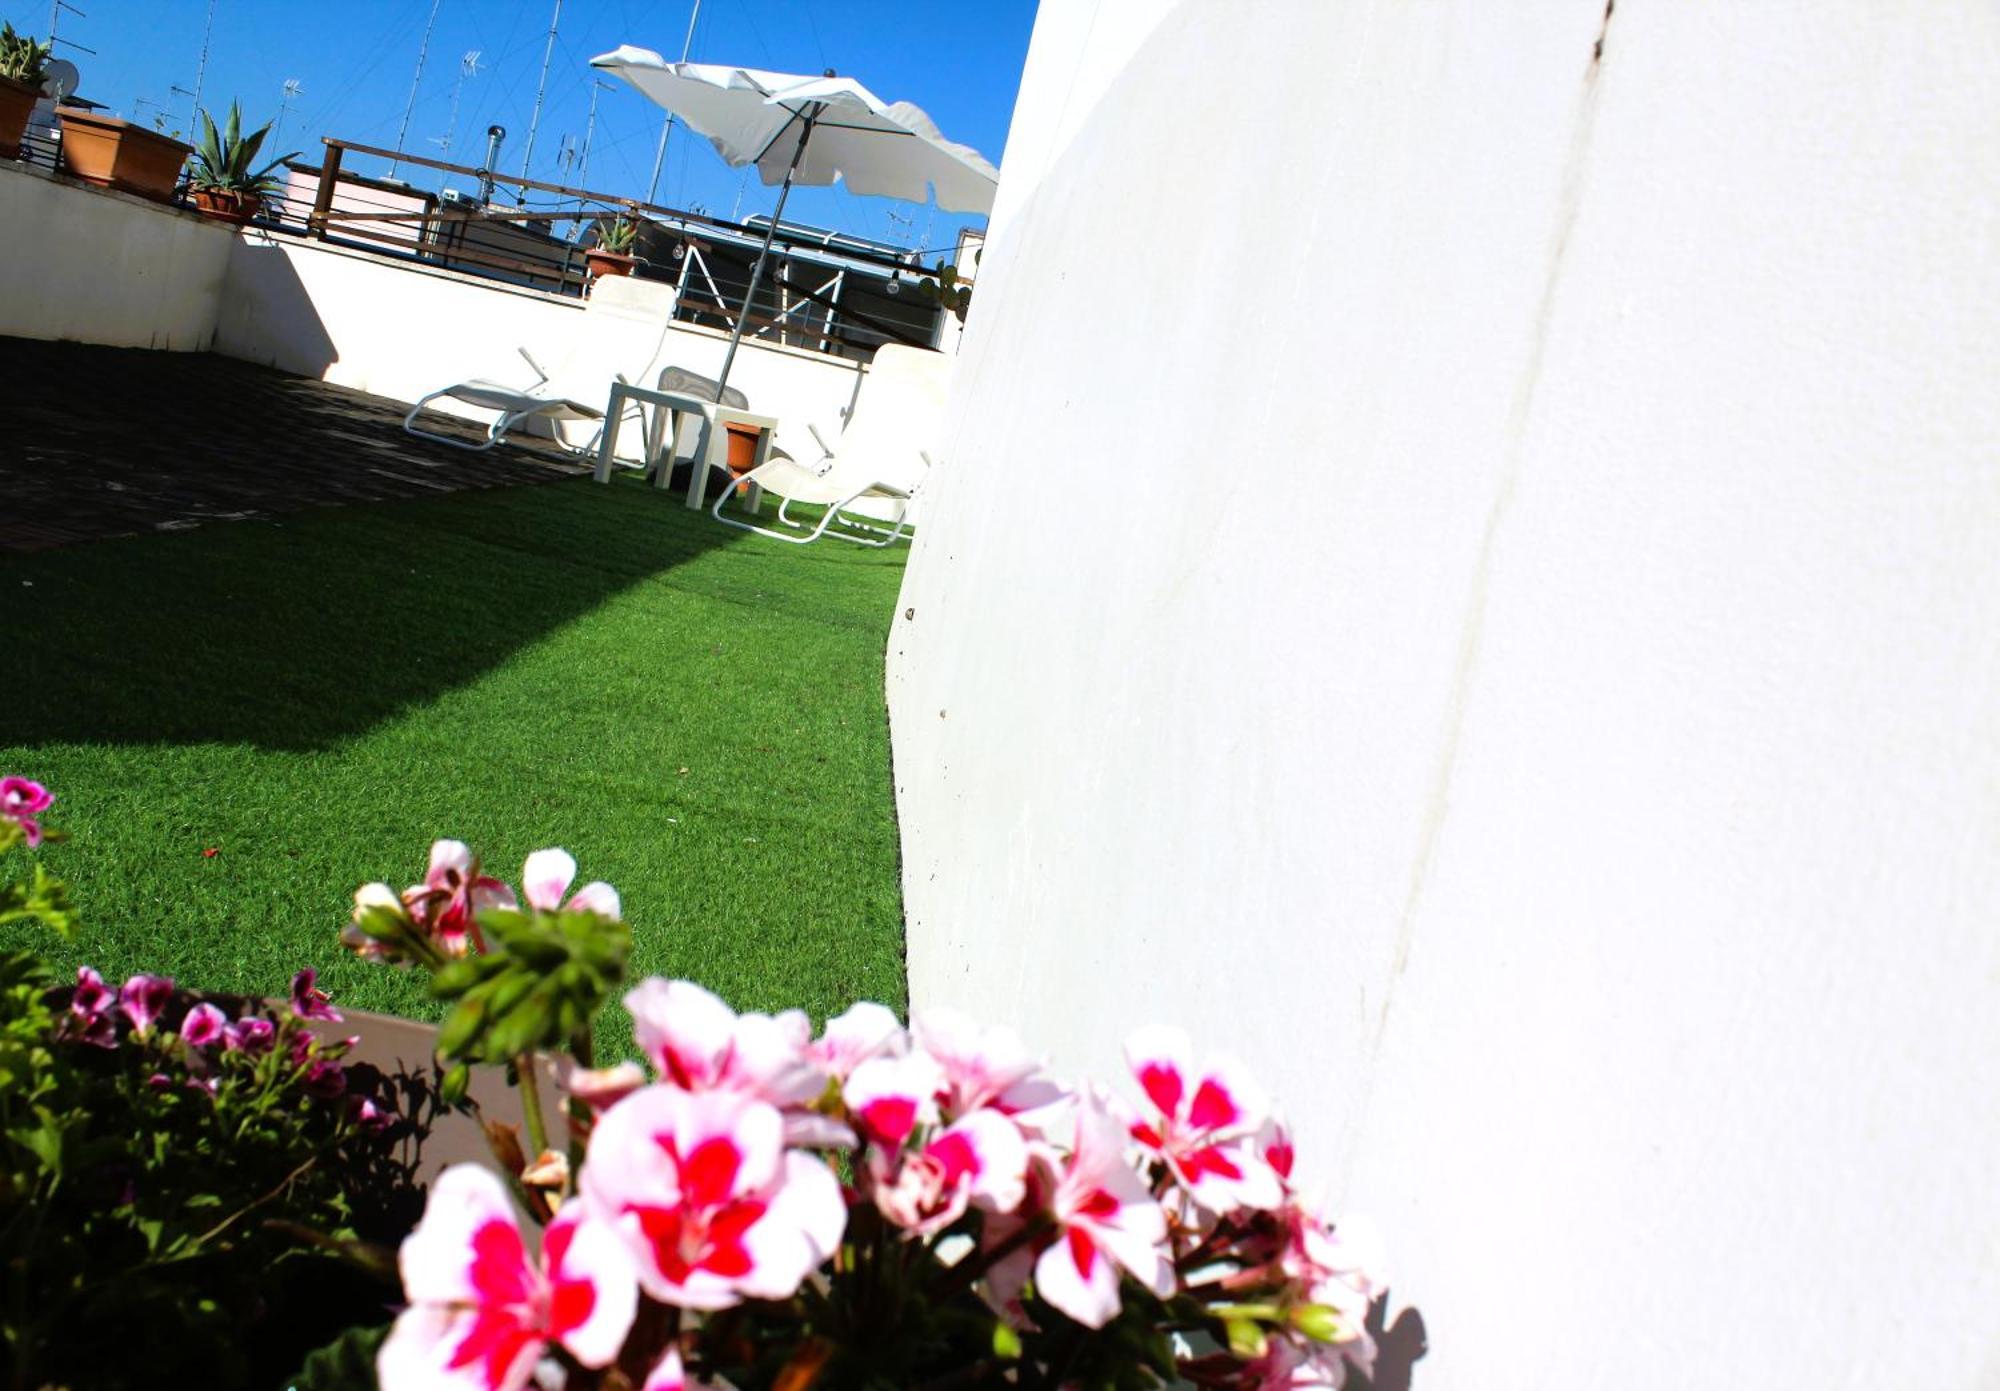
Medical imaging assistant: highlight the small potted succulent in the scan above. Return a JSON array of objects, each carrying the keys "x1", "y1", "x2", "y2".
[
  {"x1": 585, "y1": 212, "x2": 640, "y2": 279},
  {"x1": 0, "y1": 22, "x2": 51, "y2": 159},
  {"x1": 186, "y1": 100, "x2": 296, "y2": 225}
]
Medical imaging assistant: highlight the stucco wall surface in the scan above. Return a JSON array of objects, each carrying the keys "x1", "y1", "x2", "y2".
[
  {"x1": 0, "y1": 163, "x2": 232, "y2": 350},
  {"x1": 887, "y1": 2, "x2": 2000, "y2": 1386}
]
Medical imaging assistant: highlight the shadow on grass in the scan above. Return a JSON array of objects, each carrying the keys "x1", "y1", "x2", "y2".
[{"x1": 1, "y1": 476, "x2": 742, "y2": 751}]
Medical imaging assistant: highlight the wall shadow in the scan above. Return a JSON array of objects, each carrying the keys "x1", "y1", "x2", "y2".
[
  {"x1": 1355, "y1": 1295, "x2": 1429, "y2": 1391},
  {"x1": 0, "y1": 454, "x2": 741, "y2": 752},
  {"x1": 220, "y1": 238, "x2": 340, "y2": 377}
]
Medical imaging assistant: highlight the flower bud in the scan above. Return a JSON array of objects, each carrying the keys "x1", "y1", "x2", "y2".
[
  {"x1": 991, "y1": 1321, "x2": 1023, "y2": 1360},
  {"x1": 1224, "y1": 1316, "x2": 1269, "y2": 1360},
  {"x1": 1291, "y1": 1302, "x2": 1352, "y2": 1345},
  {"x1": 439, "y1": 1061, "x2": 472, "y2": 1107}
]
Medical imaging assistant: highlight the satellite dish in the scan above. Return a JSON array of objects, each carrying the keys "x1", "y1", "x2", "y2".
[{"x1": 43, "y1": 59, "x2": 79, "y2": 103}]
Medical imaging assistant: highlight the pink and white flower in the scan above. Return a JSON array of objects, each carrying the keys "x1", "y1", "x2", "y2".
[
  {"x1": 379, "y1": 1165, "x2": 636, "y2": 1391},
  {"x1": 563, "y1": 1060, "x2": 648, "y2": 1114},
  {"x1": 869, "y1": 1108, "x2": 1028, "y2": 1237},
  {"x1": 1122, "y1": 1025, "x2": 1282, "y2": 1214},
  {"x1": 622, "y1": 980, "x2": 839, "y2": 1144},
  {"x1": 179, "y1": 1002, "x2": 228, "y2": 1048},
  {"x1": 118, "y1": 974, "x2": 174, "y2": 1039},
  {"x1": 843, "y1": 1052, "x2": 945, "y2": 1149},
  {"x1": 580, "y1": 1086, "x2": 844, "y2": 1311},
  {"x1": 913, "y1": 1009, "x2": 1066, "y2": 1132},
  {"x1": 810, "y1": 1001, "x2": 907, "y2": 1081},
  {"x1": 1030, "y1": 1090, "x2": 1173, "y2": 1329},
  {"x1": 0, "y1": 777, "x2": 52, "y2": 847},
  {"x1": 405, "y1": 840, "x2": 517, "y2": 956},
  {"x1": 520, "y1": 848, "x2": 620, "y2": 920}
]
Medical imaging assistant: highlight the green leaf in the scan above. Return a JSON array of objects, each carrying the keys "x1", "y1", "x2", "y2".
[{"x1": 285, "y1": 1319, "x2": 390, "y2": 1391}]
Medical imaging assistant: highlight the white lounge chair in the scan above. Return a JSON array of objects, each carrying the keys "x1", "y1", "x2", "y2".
[
  {"x1": 709, "y1": 344, "x2": 950, "y2": 546},
  {"x1": 403, "y1": 276, "x2": 679, "y2": 453}
]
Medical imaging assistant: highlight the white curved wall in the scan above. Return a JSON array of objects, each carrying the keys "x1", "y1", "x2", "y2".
[{"x1": 888, "y1": 2, "x2": 2000, "y2": 1385}]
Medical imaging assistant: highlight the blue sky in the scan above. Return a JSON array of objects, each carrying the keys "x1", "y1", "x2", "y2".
[{"x1": 3, "y1": 0, "x2": 1038, "y2": 254}]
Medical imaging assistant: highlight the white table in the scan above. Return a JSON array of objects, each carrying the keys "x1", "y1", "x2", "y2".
[{"x1": 590, "y1": 382, "x2": 780, "y2": 512}]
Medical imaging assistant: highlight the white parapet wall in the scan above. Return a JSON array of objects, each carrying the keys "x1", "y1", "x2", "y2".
[
  {"x1": 0, "y1": 161, "x2": 233, "y2": 350},
  {"x1": 213, "y1": 231, "x2": 869, "y2": 464},
  {"x1": 888, "y1": 2, "x2": 2000, "y2": 1387},
  {"x1": 0, "y1": 160, "x2": 876, "y2": 463}
]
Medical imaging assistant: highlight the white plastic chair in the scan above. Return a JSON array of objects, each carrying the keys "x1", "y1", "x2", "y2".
[
  {"x1": 709, "y1": 344, "x2": 950, "y2": 546},
  {"x1": 403, "y1": 276, "x2": 680, "y2": 453}
]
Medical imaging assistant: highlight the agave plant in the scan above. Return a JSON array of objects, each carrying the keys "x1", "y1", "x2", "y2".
[
  {"x1": 593, "y1": 212, "x2": 640, "y2": 255},
  {"x1": 190, "y1": 100, "x2": 298, "y2": 198},
  {"x1": 0, "y1": 22, "x2": 52, "y2": 87}
]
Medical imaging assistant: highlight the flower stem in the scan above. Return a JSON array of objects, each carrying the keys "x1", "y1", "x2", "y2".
[{"x1": 515, "y1": 1051, "x2": 549, "y2": 1159}]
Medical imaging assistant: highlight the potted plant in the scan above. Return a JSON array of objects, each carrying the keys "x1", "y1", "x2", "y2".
[
  {"x1": 0, "y1": 22, "x2": 51, "y2": 160},
  {"x1": 56, "y1": 100, "x2": 193, "y2": 202},
  {"x1": 585, "y1": 212, "x2": 640, "y2": 278},
  {"x1": 186, "y1": 100, "x2": 296, "y2": 225}
]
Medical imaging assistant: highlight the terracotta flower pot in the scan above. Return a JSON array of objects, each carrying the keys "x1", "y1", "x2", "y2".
[
  {"x1": 0, "y1": 76, "x2": 35, "y2": 161},
  {"x1": 55, "y1": 107, "x2": 191, "y2": 202},
  {"x1": 724, "y1": 422, "x2": 762, "y2": 496},
  {"x1": 190, "y1": 186, "x2": 261, "y2": 226},
  {"x1": 585, "y1": 248, "x2": 637, "y2": 278}
]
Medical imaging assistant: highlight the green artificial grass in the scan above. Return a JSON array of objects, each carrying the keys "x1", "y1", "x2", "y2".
[{"x1": 0, "y1": 476, "x2": 910, "y2": 1048}]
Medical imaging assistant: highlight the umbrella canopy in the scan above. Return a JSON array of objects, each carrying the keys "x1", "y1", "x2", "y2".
[{"x1": 590, "y1": 48, "x2": 999, "y2": 216}]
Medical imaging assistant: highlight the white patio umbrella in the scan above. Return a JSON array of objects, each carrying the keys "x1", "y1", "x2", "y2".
[{"x1": 590, "y1": 46, "x2": 1000, "y2": 395}]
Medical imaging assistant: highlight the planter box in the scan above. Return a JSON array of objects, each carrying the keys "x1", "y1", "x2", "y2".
[
  {"x1": 586, "y1": 248, "x2": 637, "y2": 279},
  {"x1": 190, "y1": 186, "x2": 262, "y2": 226},
  {"x1": 56, "y1": 108, "x2": 192, "y2": 202},
  {"x1": 0, "y1": 76, "x2": 34, "y2": 160}
]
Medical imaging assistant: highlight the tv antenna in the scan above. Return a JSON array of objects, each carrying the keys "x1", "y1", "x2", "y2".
[
  {"x1": 389, "y1": 0, "x2": 443, "y2": 178},
  {"x1": 644, "y1": 0, "x2": 702, "y2": 205},
  {"x1": 430, "y1": 50, "x2": 481, "y2": 182},
  {"x1": 271, "y1": 78, "x2": 302, "y2": 144},
  {"x1": 517, "y1": 0, "x2": 562, "y2": 196},
  {"x1": 187, "y1": 0, "x2": 216, "y2": 124},
  {"x1": 47, "y1": 1, "x2": 94, "y2": 56}
]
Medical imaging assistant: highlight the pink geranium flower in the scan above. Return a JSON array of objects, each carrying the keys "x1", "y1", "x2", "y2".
[
  {"x1": 1122, "y1": 1025, "x2": 1283, "y2": 1214},
  {"x1": 179, "y1": 1002, "x2": 228, "y2": 1048},
  {"x1": 844, "y1": 1051, "x2": 1028, "y2": 1234},
  {"x1": 290, "y1": 967, "x2": 342, "y2": 1022},
  {"x1": 622, "y1": 980, "x2": 838, "y2": 1144},
  {"x1": 225, "y1": 1015, "x2": 275, "y2": 1054},
  {"x1": 913, "y1": 1009, "x2": 1066, "y2": 1132},
  {"x1": 65, "y1": 966, "x2": 117, "y2": 1048},
  {"x1": 520, "y1": 848, "x2": 620, "y2": 920},
  {"x1": 380, "y1": 1165, "x2": 636, "y2": 1391},
  {"x1": 809, "y1": 1001, "x2": 907, "y2": 1082},
  {"x1": 1029, "y1": 1090, "x2": 1173, "y2": 1329},
  {"x1": 404, "y1": 840, "x2": 518, "y2": 956},
  {"x1": 0, "y1": 777, "x2": 52, "y2": 847},
  {"x1": 580, "y1": 1086, "x2": 845, "y2": 1311},
  {"x1": 118, "y1": 974, "x2": 174, "y2": 1040}
]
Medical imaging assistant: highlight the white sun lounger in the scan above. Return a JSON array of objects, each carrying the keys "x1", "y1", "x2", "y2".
[
  {"x1": 709, "y1": 344, "x2": 950, "y2": 546},
  {"x1": 403, "y1": 276, "x2": 680, "y2": 454}
]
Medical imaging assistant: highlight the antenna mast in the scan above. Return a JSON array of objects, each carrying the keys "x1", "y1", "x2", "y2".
[
  {"x1": 518, "y1": 0, "x2": 561, "y2": 193},
  {"x1": 389, "y1": 0, "x2": 444, "y2": 177},
  {"x1": 432, "y1": 50, "x2": 480, "y2": 185},
  {"x1": 644, "y1": 0, "x2": 702, "y2": 204},
  {"x1": 188, "y1": 0, "x2": 216, "y2": 123}
]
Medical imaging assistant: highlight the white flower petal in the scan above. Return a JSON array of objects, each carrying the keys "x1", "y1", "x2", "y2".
[{"x1": 520, "y1": 848, "x2": 577, "y2": 912}]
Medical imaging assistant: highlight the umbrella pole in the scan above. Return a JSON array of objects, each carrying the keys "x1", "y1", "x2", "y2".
[{"x1": 716, "y1": 103, "x2": 820, "y2": 400}]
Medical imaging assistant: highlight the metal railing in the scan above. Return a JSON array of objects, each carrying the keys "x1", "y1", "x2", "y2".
[{"x1": 14, "y1": 125, "x2": 967, "y2": 364}]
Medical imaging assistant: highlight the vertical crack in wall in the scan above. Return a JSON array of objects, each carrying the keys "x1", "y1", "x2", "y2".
[{"x1": 1340, "y1": 7, "x2": 1619, "y2": 1180}]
